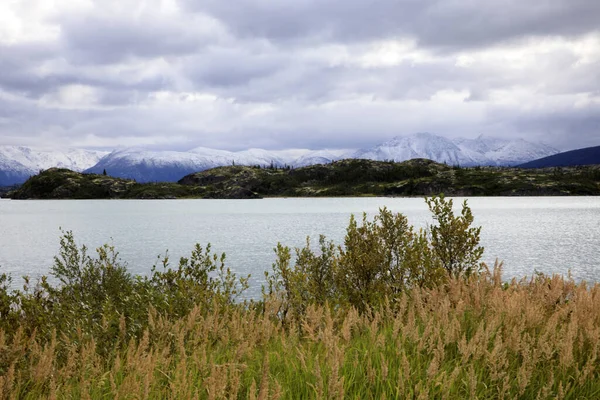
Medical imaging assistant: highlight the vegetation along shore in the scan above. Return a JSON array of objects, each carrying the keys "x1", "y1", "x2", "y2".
[
  {"x1": 1, "y1": 196, "x2": 600, "y2": 398},
  {"x1": 3, "y1": 158, "x2": 600, "y2": 199}
]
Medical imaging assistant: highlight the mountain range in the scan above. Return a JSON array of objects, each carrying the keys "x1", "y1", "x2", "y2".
[
  {"x1": 0, "y1": 147, "x2": 108, "y2": 185},
  {"x1": 355, "y1": 133, "x2": 559, "y2": 167},
  {"x1": 0, "y1": 133, "x2": 561, "y2": 185}
]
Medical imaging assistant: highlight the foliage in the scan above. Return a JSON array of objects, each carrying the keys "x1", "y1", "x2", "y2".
[
  {"x1": 266, "y1": 195, "x2": 481, "y2": 316},
  {"x1": 4, "y1": 198, "x2": 600, "y2": 398},
  {"x1": 11, "y1": 160, "x2": 600, "y2": 199},
  {"x1": 426, "y1": 195, "x2": 484, "y2": 277},
  {"x1": 0, "y1": 272, "x2": 16, "y2": 329},
  {"x1": 148, "y1": 244, "x2": 250, "y2": 317},
  {"x1": 0, "y1": 231, "x2": 249, "y2": 358},
  {"x1": 2, "y1": 264, "x2": 600, "y2": 398},
  {"x1": 266, "y1": 236, "x2": 338, "y2": 321}
]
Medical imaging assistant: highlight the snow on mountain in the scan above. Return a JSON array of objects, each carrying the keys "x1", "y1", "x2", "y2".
[
  {"x1": 0, "y1": 146, "x2": 108, "y2": 172},
  {"x1": 351, "y1": 133, "x2": 559, "y2": 167},
  {"x1": 86, "y1": 148, "x2": 221, "y2": 182},
  {"x1": 87, "y1": 147, "x2": 290, "y2": 182},
  {"x1": 191, "y1": 146, "x2": 353, "y2": 168},
  {"x1": 484, "y1": 139, "x2": 559, "y2": 166},
  {"x1": 0, "y1": 146, "x2": 108, "y2": 185},
  {"x1": 353, "y1": 132, "x2": 475, "y2": 165},
  {"x1": 293, "y1": 149, "x2": 354, "y2": 167},
  {"x1": 188, "y1": 146, "x2": 236, "y2": 160},
  {"x1": 453, "y1": 135, "x2": 559, "y2": 166},
  {"x1": 1, "y1": 134, "x2": 561, "y2": 185},
  {"x1": 233, "y1": 148, "x2": 287, "y2": 167},
  {"x1": 0, "y1": 155, "x2": 31, "y2": 185}
]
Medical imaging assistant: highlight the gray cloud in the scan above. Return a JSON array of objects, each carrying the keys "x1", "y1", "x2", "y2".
[
  {"x1": 185, "y1": 45, "x2": 289, "y2": 89},
  {"x1": 0, "y1": 0, "x2": 598, "y2": 151},
  {"x1": 184, "y1": 0, "x2": 600, "y2": 50},
  {"x1": 56, "y1": 8, "x2": 221, "y2": 65},
  {"x1": 509, "y1": 105, "x2": 600, "y2": 150}
]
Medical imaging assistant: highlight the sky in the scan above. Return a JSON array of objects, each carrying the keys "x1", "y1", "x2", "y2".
[{"x1": 0, "y1": 0, "x2": 599, "y2": 152}]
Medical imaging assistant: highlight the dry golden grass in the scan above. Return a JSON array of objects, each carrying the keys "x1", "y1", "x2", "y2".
[{"x1": 2, "y1": 263, "x2": 600, "y2": 399}]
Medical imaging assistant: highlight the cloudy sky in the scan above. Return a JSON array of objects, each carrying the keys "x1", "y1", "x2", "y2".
[{"x1": 0, "y1": 0, "x2": 599, "y2": 152}]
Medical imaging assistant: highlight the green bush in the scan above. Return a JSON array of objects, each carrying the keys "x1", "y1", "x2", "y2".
[
  {"x1": 5, "y1": 196, "x2": 600, "y2": 399},
  {"x1": 266, "y1": 195, "x2": 484, "y2": 317},
  {"x1": 0, "y1": 195, "x2": 481, "y2": 354},
  {"x1": 0, "y1": 232, "x2": 250, "y2": 358},
  {"x1": 0, "y1": 272, "x2": 16, "y2": 330},
  {"x1": 426, "y1": 195, "x2": 484, "y2": 277},
  {"x1": 148, "y1": 244, "x2": 250, "y2": 317}
]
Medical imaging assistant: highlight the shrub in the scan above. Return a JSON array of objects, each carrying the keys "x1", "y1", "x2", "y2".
[
  {"x1": 266, "y1": 236, "x2": 338, "y2": 321},
  {"x1": 0, "y1": 272, "x2": 16, "y2": 331},
  {"x1": 4, "y1": 198, "x2": 600, "y2": 398},
  {"x1": 267, "y1": 195, "x2": 483, "y2": 316},
  {"x1": 148, "y1": 244, "x2": 250, "y2": 317},
  {"x1": 426, "y1": 195, "x2": 484, "y2": 277},
  {"x1": 0, "y1": 231, "x2": 249, "y2": 357}
]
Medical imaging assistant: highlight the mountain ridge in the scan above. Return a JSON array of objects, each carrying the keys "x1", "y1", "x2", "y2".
[
  {"x1": 355, "y1": 133, "x2": 560, "y2": 166},
  {"x1": 519, "y1": 145, "x2": 600, "y2": 168},
  {"x1": 0, "y1": 146, "x2": 108, "y2": 185},
  {"x1": 0, "y1": 133, "x2": 560, "y2": 185}
]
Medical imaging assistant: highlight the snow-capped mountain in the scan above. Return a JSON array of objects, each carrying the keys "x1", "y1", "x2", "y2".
[
  {"x1": 0, "y1": 156, "x2": 31, "y2": 186},
  {"x1": 86, "y1": 147, "x2": 290, "y2": 182},
  {"x1": 86, "y1": 147, "x2": 359, "y2": 182},
  {"x1": 354, "y1": 133, "x2": 559, "y2": 166},
  {"x1": 0, "y1": 146, "x2": 108, "y2": 172},
  {"x1": 189, "y1": 147, "x2": 291, "y2": 166},
  {"x1": 1, "y1": 133, "x2": 561, "y2": 185},
  {"x1": 87, "y1": 133, "x2": 558, "y2": 183},
  {"x1": 0, "y1": 146, "x2": 108, "y2": 185},
  {"x1": 353, "y1": 133, "x2": 470, "y2": 165},
  {"x1": 454, "y1": 135, "x2": 560, "y2": 166},
  {"x1": 293, "y1": 149, "x2": 354, "y2": 167},
  {"x1": 87, "y1": 148, "x2": 223, "y2": 182},
  {"x1": 234, "y1": 148, "x2": 288, "y2": 167}
]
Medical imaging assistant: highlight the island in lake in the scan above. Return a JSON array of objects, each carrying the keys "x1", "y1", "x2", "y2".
[{"x1": 4, "y1": 158, "x2": 600, "y2": 199}]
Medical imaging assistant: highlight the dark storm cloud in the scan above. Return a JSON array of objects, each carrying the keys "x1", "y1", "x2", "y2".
[{"x1": 184, "y1": 0, "x2": 600, "y2": 50}]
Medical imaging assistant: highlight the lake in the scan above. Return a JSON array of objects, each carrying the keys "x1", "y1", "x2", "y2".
[{"x1": 1, "y1": 197, "x2": 599, "y2": 297}]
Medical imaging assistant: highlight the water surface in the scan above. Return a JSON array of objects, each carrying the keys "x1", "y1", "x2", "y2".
[{"x1": 1, "y1": 197, "x2": 599, "y2": 296}]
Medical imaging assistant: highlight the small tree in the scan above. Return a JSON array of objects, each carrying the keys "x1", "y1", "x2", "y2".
[
  {"x1": 426, "y1": 195, "x2": 484, "y2": 277},
  {"x1": 102, "y1": 169, "x2": 107, "y2": 176}
]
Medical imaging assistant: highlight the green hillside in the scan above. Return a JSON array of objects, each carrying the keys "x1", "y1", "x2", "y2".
[{"x1": 6, "y1": 159, "x2": 600, "y2": 199}]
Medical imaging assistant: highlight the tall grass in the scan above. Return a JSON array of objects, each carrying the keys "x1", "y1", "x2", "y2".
[
  {"x1": 3, "y1": 266, "x2": 600, "y2": 399},
  {"x1": 1, "y1": 196, "x2": 600, "y2": 399}
]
